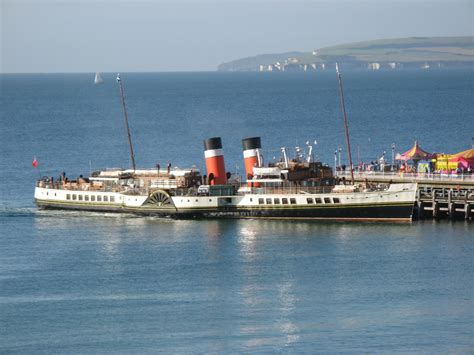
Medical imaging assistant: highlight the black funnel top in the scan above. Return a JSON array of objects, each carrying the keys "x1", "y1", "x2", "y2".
[
  {"x1": 203, "y1": 137, "x2": 223, "y2": 151},
  {"x1": 242, "y1": 137, "x2": 261, "y2": 150}
]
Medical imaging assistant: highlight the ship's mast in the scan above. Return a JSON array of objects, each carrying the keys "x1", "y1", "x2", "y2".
[
  {"x1": 335, "y1": 63, "x2": 354, "y2": 184},
  {"x1": 116, "y1": 73, "x2": 137, "y2": 172}
]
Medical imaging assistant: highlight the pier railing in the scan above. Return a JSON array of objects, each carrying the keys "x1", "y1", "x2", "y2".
[{"x1": 336, "y1": 171, "x2": 474, "y2": 183}]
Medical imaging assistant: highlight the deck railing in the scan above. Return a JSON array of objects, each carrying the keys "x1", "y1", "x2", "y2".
[
  {"x1": 36, "y1": 181, "x2": 145, "y2": 194},
  {"x1": 37, "y1": 180, "x2": 338, "y2": 196},
  {"x1": 242, "y1": 186, "x2": 335, "y2": 195}
]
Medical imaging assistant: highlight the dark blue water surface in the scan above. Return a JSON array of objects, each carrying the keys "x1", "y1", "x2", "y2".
[{"x1": 0, "y1": 71, "x2": 473, "y2": 352}]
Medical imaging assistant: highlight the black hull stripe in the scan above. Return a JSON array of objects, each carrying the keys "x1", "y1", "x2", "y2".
[{"x1": 36, "y1": 199, "x2": 414, "y2": 221}]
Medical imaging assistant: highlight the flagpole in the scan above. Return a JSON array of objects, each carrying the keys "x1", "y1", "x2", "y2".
[
  {"x1": 116, "y1": 73, "x2": 137, "y2": 172},
  {"x1": 335, "y1": 63, "x2": 355, "y2": 185},
  {"x1": 33, "y1": 157, "x2": 42, "y2": 179}
]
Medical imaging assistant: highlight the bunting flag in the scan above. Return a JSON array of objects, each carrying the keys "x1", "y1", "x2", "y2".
[{"x1": 32, "y1": 157, "x2": 38, "y2": 168}]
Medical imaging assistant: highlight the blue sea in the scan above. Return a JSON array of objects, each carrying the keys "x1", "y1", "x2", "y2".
[{"x1": 0, "y1": 70, "x2": 473, "y2": 352}]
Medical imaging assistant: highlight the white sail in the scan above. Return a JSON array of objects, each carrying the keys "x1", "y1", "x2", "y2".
[{"x1": 94, "y1": 72, "x2": 104, "y2": 84}]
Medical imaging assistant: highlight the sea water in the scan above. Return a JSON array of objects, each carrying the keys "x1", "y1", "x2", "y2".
[{"x1": 0, "y1": 71, "x2": 473, "y2": 352}]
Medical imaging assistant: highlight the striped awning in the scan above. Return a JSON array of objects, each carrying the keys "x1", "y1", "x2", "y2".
[{"x1": 397, "y1": 141, "x2": 433, "y2": 161}]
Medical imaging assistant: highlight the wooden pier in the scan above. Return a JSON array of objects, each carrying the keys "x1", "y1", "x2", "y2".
[{"x1": 336, "y1": 172, "x2": 474, "y2": 220}]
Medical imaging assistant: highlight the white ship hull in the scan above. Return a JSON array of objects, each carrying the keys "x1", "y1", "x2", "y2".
[{"x1": 35, "y1": 183, "x2": 417, "y2": 222}]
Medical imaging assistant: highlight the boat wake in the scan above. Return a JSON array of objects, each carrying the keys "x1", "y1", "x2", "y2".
[
  {"x1": 0, "y1": 205, "x2": 142, "y2": 220},
  {"x1": 0, "y1": 206, "x2": 37, "y2": 218}
]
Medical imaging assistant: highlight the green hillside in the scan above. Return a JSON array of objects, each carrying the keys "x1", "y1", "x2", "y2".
[{"x1": 218, "y1": 36, "x2": 474, "y2": 71}]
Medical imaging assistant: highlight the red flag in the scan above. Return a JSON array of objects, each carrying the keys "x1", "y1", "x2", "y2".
[{"x1": 32, "y1": 157, "x2": 38, "y2": 168}]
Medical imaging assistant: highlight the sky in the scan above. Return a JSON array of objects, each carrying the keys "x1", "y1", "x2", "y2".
[{"x1": 1, "y1": 0, "x2": 473, "y2": 73}]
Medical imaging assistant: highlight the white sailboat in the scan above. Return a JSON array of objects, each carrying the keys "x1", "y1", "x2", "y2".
[{"x1": 94, "y1": 72, "x2": 104, "y2": 84}]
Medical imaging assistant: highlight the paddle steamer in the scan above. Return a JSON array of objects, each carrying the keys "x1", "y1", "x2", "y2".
[{"x1": 34, "y1": 136, "x2": 417, "y2": 221}]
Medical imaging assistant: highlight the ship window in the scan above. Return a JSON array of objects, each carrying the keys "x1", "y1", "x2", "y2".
[
  {"x1": 282, "y1": 198, "x2": 288, "y2": 204},
  {"x1": 274, "y1": 198, "x2": 280, "y2": 204},
  {"x1": 290, "y1": 198, "x2": 296, "y2": 205},
  {"x1": 46, "y1": 192, "x2": 49, "y2": 196},
  {"x1": 266, "y1": 198, "x2": 272, "y2": 204},
  {"x1": 315, "y1": 198, "x2": 322, "y2": 204},
  {"x1": 103, "y1": 196, "x2": 108, "y2": 202},
  {"x1": 85, "y1": 195, "x2": 89, "y2": 201},
  {"x1": 258, "y1": 198, "x2": 264, "y2": 205},
  {"x1": 324, "y1": 197, "x2": 331, "y2": 203},
  {"x1": 78, "y1": 195, "x2": 83, "y2": 201},
  {"x1": 306, "y1": 198, "x2": 314, "y2": 204},
  {"x1": 54, "y1": 193, "x2": 57, "y2": 196},
  {"x1": 333, "y1": 198, "x2": 340, "y2": 203},
  {"x1": 97, "y1": 196, "x2": 102, "y2": 202},
  {"x1": 91, "y1": 195, "x2": 96, "y2": 202},
  {"x1": 72, "y1": 194, "x2": 77, "y2": 200},
  {"x1": 110, "y1": 196, "x2": 115, "y2": 202},
  {"x1": 250, "y1": 198, "x2": 253, "y2": 202},
  {"x1": 66, "y1": 194, "x2": 71, "y2": 200}
]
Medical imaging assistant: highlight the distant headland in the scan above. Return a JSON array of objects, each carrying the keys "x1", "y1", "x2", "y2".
[{"x1": 217, "y1": 36, "x2": 473, "y2": 72}]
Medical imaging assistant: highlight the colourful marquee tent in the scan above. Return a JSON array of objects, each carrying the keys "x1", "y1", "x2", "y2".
[
  {"x1": 450, "y1": 148, "x2": 474, "y2": 160},
  {"x1": 449, "y1": 148, "x2": 474, "y2": 168},
  {"x1": 397, "y1": 141, "x2": 433, "y2": 161}
]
